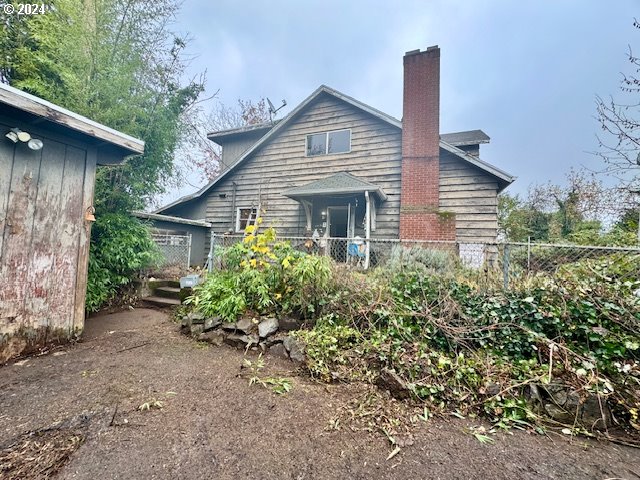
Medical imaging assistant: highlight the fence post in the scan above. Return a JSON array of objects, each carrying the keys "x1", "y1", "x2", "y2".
[
  {"x1": 527, "y1": 236, "x2": 531, "y2": 273},
  {"x1": 503, "y1": 244, "x2": 510, "y2": 290},
  {"x1": 206, "y1": 232, "x2": 215, "y2": 273}
]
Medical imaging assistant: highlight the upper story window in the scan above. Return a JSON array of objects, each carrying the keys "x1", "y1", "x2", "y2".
[{"x1": 306, "y1": 129, "x2": 351, "y2": 156}]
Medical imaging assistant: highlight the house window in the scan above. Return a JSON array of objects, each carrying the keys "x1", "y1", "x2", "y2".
[
  {"x1": 306, "y1": 129, "x2": 351, "y2": 156},
  {"x1": 236, "y1": 207, "x2": 257, "y2": 232}
]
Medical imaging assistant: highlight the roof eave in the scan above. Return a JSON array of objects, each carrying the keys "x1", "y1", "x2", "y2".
[
  {"x1": 0, "y1": 83, "x2": 144, "y2": 155},
  {"x1": 132, "y1": 211, "x2": 212, "y2": 227},
  {"x1": 206, "y1": 121, "x2": 278, "y2": 143},
  {"x1": 284, "y1": 187, "x2": 388, "y2": 202},
  {"x1": 439, "y1": 140, "x2": 516, "y2": 187}
]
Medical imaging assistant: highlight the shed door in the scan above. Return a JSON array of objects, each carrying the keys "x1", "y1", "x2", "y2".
[{"x1": 0, "y1": 125, "x2": 92, "y2": 361}]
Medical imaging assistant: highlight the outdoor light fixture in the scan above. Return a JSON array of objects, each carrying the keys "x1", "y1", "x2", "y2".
[
  {"x1": 5, "y1": 128, "x2": 42, "y2": 150},
  {"x1": 5, "y1": 128, "x2": 19, "y2": 143},
  {"x1": 27, "y1": 139, "x2": 43, "y2": 151}
]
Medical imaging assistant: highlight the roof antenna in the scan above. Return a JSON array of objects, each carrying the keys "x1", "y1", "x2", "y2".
[{"x1": 267, "y1": 98, "x2": 287, "y2": 121}]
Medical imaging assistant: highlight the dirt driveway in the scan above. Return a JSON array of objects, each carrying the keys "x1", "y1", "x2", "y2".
[{"x1": 0, "y1": 308, "x2": 638, "y2": 479}]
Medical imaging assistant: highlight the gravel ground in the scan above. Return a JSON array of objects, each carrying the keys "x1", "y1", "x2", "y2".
[{"x1": 0, "y1": 308, "x2": 638, "y2": 480}]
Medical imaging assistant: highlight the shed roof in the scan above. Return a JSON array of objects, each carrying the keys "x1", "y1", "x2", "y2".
[
  {"x1": 283, "y1": 172, "x2": 388, "y2": 201},
  {"x1": 440, "y1": 129, "x2": 490, "y2": 146},
  {"x1": 132, "y1": 211, "x2": 212, "y2": 228},
  {"x1": 0, "y1": 83, "x2": 144, "y2": 163},
  {"x1": 207, "y1": 120, "x2": 281, "y2": 143}
]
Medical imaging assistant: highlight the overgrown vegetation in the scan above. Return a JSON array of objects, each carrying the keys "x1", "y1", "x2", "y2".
[
  {"x1": 186, "y1": 225, "x2": 332, "y2": 320},
  {"x1": 0, "y1": 0, "x2": 207, "y2": 311},
  {"x1": 187, "y1": 226, "x2": 640, "y2": 442},
  {"x1": 85, "y1": 214, "x2": 160, "y2": 312},
  {"x1": 498, "y1": 170, "x2": 638, "y2": 245}
]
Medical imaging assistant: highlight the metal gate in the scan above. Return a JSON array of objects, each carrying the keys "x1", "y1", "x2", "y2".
[{"x1": 151, "y1": 233, "x2": 192, "y2": 269}]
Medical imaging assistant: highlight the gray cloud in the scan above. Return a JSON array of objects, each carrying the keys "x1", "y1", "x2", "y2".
[{"x1": 168, "y1": 0, "x2": 638, "y2": 202}]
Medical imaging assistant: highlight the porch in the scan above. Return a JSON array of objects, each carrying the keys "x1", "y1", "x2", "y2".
[{"x1": 283, "y1": 172, "x2": 387, "y2": 267}]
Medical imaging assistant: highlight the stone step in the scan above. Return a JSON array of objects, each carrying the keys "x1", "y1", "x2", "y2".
[
  {"x1": 154, "y1": 286, "x2": 181, "y2": 300},
  {"x1": 142, "y1": 296, "x2": 181, "y2": 308}
]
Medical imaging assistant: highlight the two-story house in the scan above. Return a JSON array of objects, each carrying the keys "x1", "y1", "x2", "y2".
[{"x1": 155, "y1": 46, "x2": 515, "y2": 265}]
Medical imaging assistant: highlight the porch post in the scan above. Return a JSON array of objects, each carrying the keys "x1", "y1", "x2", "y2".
[
  {"x1": 301, "y1": 200, "x2": 312, "y2": 233},
  {"x1": 364, "y1": 191, "x2": 371, "y2": 269}
]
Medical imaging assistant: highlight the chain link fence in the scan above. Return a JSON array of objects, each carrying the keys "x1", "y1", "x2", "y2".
[
  {"x1": 499, "y1": 241, "x2": 640, "y2": 287},
  {"x1": 151, "y1": 232, "x2": 192, "y2": 270},
  {"x1": 208, "y1": 234, "x2": 640, "y2": 287}
]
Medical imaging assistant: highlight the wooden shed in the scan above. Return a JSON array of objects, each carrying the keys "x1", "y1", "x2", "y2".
[{"x1": 0, "y1": 83, "x2": 144, "y2": 363}]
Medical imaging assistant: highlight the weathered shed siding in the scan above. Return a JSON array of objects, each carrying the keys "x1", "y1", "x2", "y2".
[
  {"x1": 0, "y1": 117, "x2": 96, "y2": 362},
  {"x1": 202, "y1": 92, "x2": 403, "y2": 238},
  {"x1": 439, "y1": 150, "x2": 499, "y2": 243}
]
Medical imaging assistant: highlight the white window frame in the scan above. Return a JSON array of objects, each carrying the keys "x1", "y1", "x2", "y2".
[
  {"x1": 305, "y1": 128, "x2": 352, "y2": 157},
  {"x1": 235, "y1": 207, "x2": 257, "y2": 233}
]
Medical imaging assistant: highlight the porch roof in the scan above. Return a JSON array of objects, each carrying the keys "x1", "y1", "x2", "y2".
[{"x1": 283, "y1": 171, "x2": 388, "y2": 201}]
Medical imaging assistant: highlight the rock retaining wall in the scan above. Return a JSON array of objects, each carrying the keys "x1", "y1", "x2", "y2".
[{"x1": 180, "y1": 312, "x2": 306, "y2": 362}]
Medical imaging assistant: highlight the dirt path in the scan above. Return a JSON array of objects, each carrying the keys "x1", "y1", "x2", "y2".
[{"x1": 1, "y1": 308, "x2": 638, "y2": 480}]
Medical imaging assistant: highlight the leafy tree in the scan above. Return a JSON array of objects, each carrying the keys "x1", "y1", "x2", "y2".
[
  {"x1": 498, "y1": 193, "x2": 550, "y2": 242},
  {"x1": 499, "y1": 170, "x2": 635, "y2": 244},
  {"x1": 1, "y1": 0, "x2": 205, "y2": 211},
  {"x1": 0, "y1": 0, "x2": 207, "y2": 309},
  {"x1": 179, "y1": 97, "x2": 274, "y2": 183}
]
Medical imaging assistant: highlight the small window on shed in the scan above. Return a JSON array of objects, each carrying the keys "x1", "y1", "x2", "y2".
[
  {"x1": 306, "y1": 129, "x2": 351, "y2": 156},
  {"x1": 236, "y1": 207, "x2": 257, "y2": 232}
]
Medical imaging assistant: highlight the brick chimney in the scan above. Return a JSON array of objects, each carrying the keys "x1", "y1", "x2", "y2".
[{"x1": 399, "y1": 46, "x2": 456, "y2": 241}]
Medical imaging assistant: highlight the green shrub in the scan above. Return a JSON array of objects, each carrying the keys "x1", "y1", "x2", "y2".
[
  {"x1": 186, "y1": 271, "x2": 246, "y2": 321},
  {"x1": 86, "y1": 213, "x2": 159, "y2": 312},
  {"x1": 385, "y1": 244, "x2": 457, "y2": 274},
  {"x1": 281, "y1": 254, "x2": 333, "y2": 318},
  {"x1": 188, "y1": 227, "x2": 334, "y2": 320}
]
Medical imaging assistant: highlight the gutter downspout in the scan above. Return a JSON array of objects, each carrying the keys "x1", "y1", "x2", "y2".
[{"x1": 230, "y1": 181, "x2": 237, "y2": 232}]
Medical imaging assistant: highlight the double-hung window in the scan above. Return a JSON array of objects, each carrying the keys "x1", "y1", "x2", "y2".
[
  {"x1": 236, "y1": 207, "x2": 257, "y2": 232},
  {"x1": 306, "y1": 129, "x2": 351, "y2": 156}
]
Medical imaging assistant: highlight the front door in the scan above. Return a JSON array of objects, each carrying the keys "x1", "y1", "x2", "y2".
[
  {"x1": 327, "y1": 206, "x2": 348, "y2": 237},
  {"x1": 327, "y1": 206, "x2": 350, "y2": 262}
]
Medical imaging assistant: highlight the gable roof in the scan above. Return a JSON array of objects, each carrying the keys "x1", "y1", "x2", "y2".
[
  {"x1": 0, "y1": 83, "x2": 144, "y2": 162},
  {"x1": 283, "y1": 171, "x2": 388, "y2": 201},
  {"x1": 156, "y1": 85, "x2": 514, "y2": 213}
]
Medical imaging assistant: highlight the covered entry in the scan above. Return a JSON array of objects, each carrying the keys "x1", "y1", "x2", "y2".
[{"x1": 283, "y1": 171, "x2": 387, "y2": 266}]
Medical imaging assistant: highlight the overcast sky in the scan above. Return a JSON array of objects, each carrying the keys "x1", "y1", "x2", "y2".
[{"x1": 164, "y1": 0, "x2": 638, "y2": 203}]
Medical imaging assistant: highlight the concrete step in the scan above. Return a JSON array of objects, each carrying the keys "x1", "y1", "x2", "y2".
[
  {"x1": 148, "y1": 279, "x2": 180, "y2": 290},
  {"x1": 154, "y1": 286, "x2": 181, "y2": 300},
  {"x1": 142, "y1": 296, "x2": 181, "y2": 308}
]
